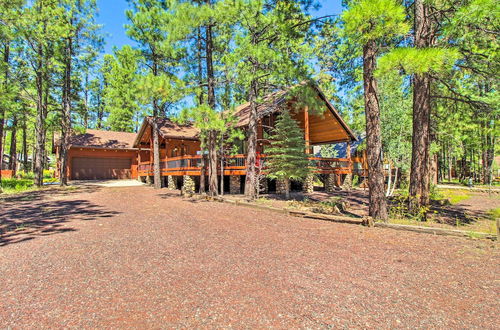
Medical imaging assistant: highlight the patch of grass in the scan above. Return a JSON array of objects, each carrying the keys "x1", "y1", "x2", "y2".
[
  {"x1": 1, "y1": 178, "x2": 35, "y2": 194},
  {"x1": 255, "y1": 197, "x2": 272, "y2": 205},
  {"x1": 388, "y1": 217, "x2": 435, "y2": 228},
  {"x1": 436, "y1": 189, "x2": 471, "y2": 204},
  {"x1": 487, "y1": 208, "x2": 500, "y2": 220},
  {"x1": 1, "y1": 177, "x2": 57, "y2": 194}
]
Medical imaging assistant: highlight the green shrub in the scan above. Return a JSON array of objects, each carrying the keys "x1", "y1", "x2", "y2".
[
  {"x1": 17, "y1": 171, "x2": 35, "y2": 180},
  {"x1": 1, "y1": 178, "x2": 34, "y2": 193},
  {"x1": 43, "y1": 169, "x2": 55, "y2": 179},
  {"x1": 389, "y1": 194, "x2": 429, "y2": 222}
]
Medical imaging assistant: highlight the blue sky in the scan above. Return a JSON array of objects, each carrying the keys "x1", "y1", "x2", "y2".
[{"x1": 96, "y1": 0, "x2": 344, "y2": 54}]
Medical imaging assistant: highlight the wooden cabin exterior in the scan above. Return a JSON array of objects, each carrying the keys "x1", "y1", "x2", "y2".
[
  {"x1": 134, "y1": 85, "x2": 358, "y2": 193},
  {"x1": 56, "y1": 84, "x2": 362, "y2": 192}
]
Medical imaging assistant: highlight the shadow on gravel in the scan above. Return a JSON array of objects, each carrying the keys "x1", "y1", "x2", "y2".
[
  {"x1": 0, "y1": 186, "x2": 120, "y2": 247},
  {"x1": 429, "y1": 203, "x2": 486, "y2": 225}
]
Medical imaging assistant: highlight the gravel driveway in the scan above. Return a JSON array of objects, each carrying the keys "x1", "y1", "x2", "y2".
[{"x1": 1, "y1": 186, "x2": 498, "y2": 328}]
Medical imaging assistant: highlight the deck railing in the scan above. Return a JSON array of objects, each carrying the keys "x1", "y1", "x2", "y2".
[{"x1": 138, "y1": 154, "x2": 360, "y2": 176}]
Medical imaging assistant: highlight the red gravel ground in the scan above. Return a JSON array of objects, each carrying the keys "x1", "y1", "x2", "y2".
[{"x1": 1, "y1": 186, "x2": 499, "y2": 328}]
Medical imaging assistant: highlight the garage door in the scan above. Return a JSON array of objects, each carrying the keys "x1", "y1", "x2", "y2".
[{"x1": 71, "y1": 157, "x2": 132, "y2": 180}]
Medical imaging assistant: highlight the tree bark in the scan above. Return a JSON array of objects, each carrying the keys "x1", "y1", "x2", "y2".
[
  {"x1": 22, "y1": 116, "x2": 28, "y2": 171},
  {"x1": 208, "y1": 131, "x2": 217, "y2": 196},
  {"x1": 363, "y1": 39, "x2": 388, "y2": 221},
  {"x1": 244, "y1": 77, "x2": 258, "y2": 199},
  {"x1": 205, "y1": 15, "x2": 218, "y2": 196},
  {"x1": 284, "y1": 178, "x2": 290, "y2": 200},
  {"x1": 0, "y1": 42, "x2": 10, "y2": 190},
  {"x1": 409, "y1": 0, "x2": 433, "y2": 211},
  {"x1": 152, "y1": 55, "x2": 161, "y2": 189},
  {"x1": 481, "y1": 120, "x2": 495, "y2": 185},
  {"x1": 220, "y1": 136, "x2": 224, "y2": 196},
  {"x1": 59, "y1": 35, "x2": 72, "y2": 186},
  {"x1": 199, "y1": 154, "x2": 206, "y2": 194},
  {"x1": 386, "y1": 161, "x2": 391, "y2": 197},
  {"x1": 34, "y1": 42, "x2": 47, "y2": 187},
  {"x1": 9, "y1": 115, "x2": 17, "y2": 176},
  {"x1": 152, "y1": 115, "x2": 161, "y2": 189}
]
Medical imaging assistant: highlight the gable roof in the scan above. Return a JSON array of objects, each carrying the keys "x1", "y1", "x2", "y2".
[
  {"x1": 133, "y1": 117, "x2": 199, "y2": 147},
  {"x1": 231, "y1": 84, "x2": 357, "y2": 141},
  {"x1": 133, "y1": 84, "x2": 356, "y2": 147},
  {"x1": 65, "y1": 129, "x2": 137, "y2": 150}
]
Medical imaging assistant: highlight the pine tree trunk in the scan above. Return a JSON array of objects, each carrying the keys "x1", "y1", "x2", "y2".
[
  {"x1": 447, "y1": 145, "x2": 452, "y2": 182},
  {"x1": 220, "y1": 137, "x2": 224, "y2": 196},
  {"x1": 22, "y1": 118, "x2": 28, "y2": 171},
  {"x1": 97, "y1": 90, "x2": 103, "y2": 129},
  {"x1": 386, "y1": 161, "x2": 391, "y2": 197},
  {"x1": 410, "y1": 0, "x2": 433, "y2": 211},
  {"x1": 482, "y1": 121, "x2": 495, "y2": 185},
  {"x1": 199, "y1": 153, "x2": 206, "y2": 194},
  {"x1": 208, "y1": 131, "x2": 218, "y2": 196},
  {"x1": 34, "y1": 42, "x2": 47, "y2": 188},
  {"x1": 151, "y1": 54, "x2": 161, "y2": 189},
  {"x1": 0, "y1": 43, "x2": 8, "y2": 190},
  {"x1": 284, "y1": 178, "x2": 290, "y2": 200},
  {"x1": 152, "y1": 115, "x2": 161, "y2": 189},
  {"x1": 9, "y1": 115, "x2": 17, "y2": 176},
  {"x1": 244, "y1": 78, "x2": 258, "y2": 199},
  {"x1": 196, "y1": 26, "x2": 204, "y2": 105},
  {"x1": 60, "y1": 36, "x2": 72, "y2": 186},
  {"x1": 362, "y1": 39, "x2": 388, "y2": 221},
  {"x1": 205, "y1": 18, "x2": 218, "y2": 196}
]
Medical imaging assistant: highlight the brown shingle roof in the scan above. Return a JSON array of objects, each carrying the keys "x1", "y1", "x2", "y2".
[
  {"x1": 232, "y1": 90, "x2": 288, "y2": 127},
  {"x1": 67, "y1": 129, "x2": 137, "y2": 149},
  {"x1": 133, "y1": 117, "x2": 200, "y2": 147},
  {"x1": 154, "y1": 117, "x2": 199, "y2": 140}
]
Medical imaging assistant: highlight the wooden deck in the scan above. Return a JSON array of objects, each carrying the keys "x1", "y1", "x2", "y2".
[{"x1": 137, "y1": 154, "x2": 359, "y2": 177}]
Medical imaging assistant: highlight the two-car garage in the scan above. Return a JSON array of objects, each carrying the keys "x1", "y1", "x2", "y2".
[
  {"x1": 57, "y1": 129, "x2": 139, "y2": 181},
  {"x1": 71, "y1": 157, "x2": 132, "y2": 180}
]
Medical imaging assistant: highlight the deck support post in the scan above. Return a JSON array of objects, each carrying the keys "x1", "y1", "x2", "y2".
[
  {"x1": 182, "y1": 175, "x2": 195, "y2": 195},
  {"x1": 167, "y1": 175, "x2": 176, "y2": 190},
  {"x1": 230, "y1": 175, "x2": 240, "y2": 194},
  {"x1": 146, "y1": 175, "x2": 152, "y2": 185},
  {"x1": 303, "y1": 174, "x2": 314, "y2": 193},
  {"x1": 325, "y1": 174, "x2": 336, "y2": 193}
]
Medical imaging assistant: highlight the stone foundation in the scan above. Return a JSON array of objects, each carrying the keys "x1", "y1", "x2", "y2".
[
  {"x1": 182, "y1": 175, "x2": 195, "y2": 195},
  {"x1": 342, "y1": 173, "x2": 352, "y2": 191},
  {"x1": 276, "y1": 178, "x2": 288, "y2": 195},
  {"x1": 258, "y1": 178, "x2": 268, "y2": 194},
  {"x1": 325, "y1": 174, "x2": 336, "y2": 193},
  {"x1": 303, "y1": 174, "x2": 314, "y2": 193},
  {"x1": 167, "y1": 175, "x2": 176, "y2": 190},
  {"x1": 229, "y1": 175, "x2": 240, "y2": 194}
]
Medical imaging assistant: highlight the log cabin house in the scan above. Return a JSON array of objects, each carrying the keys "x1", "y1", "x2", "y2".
[{"x1": 56, "y1": 84, "x2": 362, "y2": 193}]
